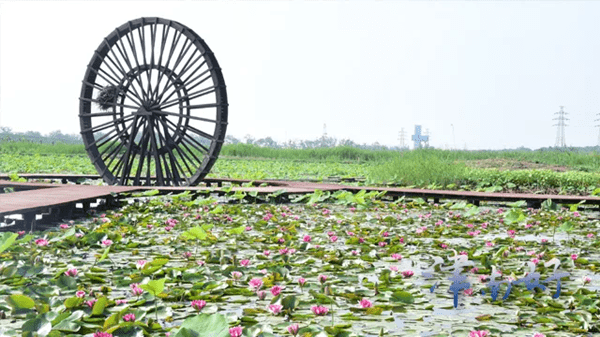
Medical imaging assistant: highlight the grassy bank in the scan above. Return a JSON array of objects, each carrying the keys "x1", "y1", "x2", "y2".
[{"x1": 2, "y1": 142, "x2": 599, "y2": 194}]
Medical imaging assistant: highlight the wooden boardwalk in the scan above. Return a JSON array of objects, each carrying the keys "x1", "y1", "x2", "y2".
[{"x1": 1, "y1": 174, "x2": 599, "y2": 231}]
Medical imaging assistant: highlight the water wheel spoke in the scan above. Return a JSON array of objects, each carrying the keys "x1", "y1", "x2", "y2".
[
  {"x1": 154, "y1": 109, "x2": 218, "y2": 124},
  {"x1": 123, "y1": 24, "x2": 148, "y2": 101},
  {"x1": 79, "y1": 98, "x2": 139, "y2": 112},
  {"x1": 117, "y1": 116, "x2": 143, "y2": 185},
  {"x1": 159, "y1": 66, "x2": 210, "y2": 104},
  {"x1": 163, "y1": 117, "x2": 210, "y2": 155},
  {"x1": 81, "y1": 114, "x2": 134, "y2": 134},
  {"x1": 155, "y1": 43, "x2": 198, "y2": 102},
  {"x1": 159, "y1": 86, "x2": 216, "y2": 110},
  {"x1": 101, "y1": 41, "x2": 146, "y2": 100},
  {"x1": 110, "y1": 36, "x2": 148, "y2": 100},
  {"x1": 152, "y1": 23, "x2": 176, "y2": 101},
  {"x1": 154, "y1": 122, "x2": 187, "y2": 186},
  {"x1": 155, "y1": 117, "x2": 195, "y2": 180},
  {"x1": 148, "y1": 118, "x2": 164, "y2": 186},
  {"x1": 133, "y1": 120, "x2": 152, "y2": 185}
]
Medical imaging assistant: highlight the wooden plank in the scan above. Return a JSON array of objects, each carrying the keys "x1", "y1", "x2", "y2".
[{"x1": 0, "y1": 185, "x2": 143, "y2": 216}]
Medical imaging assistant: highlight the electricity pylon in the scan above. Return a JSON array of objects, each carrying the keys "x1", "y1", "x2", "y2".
[{"x1": 553, "y1": 106, "x2": 569, "y2": 147}]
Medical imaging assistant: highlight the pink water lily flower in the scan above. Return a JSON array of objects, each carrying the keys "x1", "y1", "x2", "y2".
[
  {"x1": 76, "y1": 290, "x2": 86, "y2": 298},
  {"x1": 130, "y1": 284, "x2": 143, "y2": 296},
  {"x1": 229, "y1": 326, "x2": 243, "y2": 337},
  {"x1": 311, "y1": 305, "x2": 329, "y2": 316},
  {"x1": 287, "y1": 323, "x2": 300, "y2": 336},
  {"x1": 360, "y1": 298, "x2": 372, "y2": 308},
  {"x1": 571, "y1": 253, "x2": 578, "y2": 261},
  {"x1": 35, "y1": 238, "x2": 49, "y2": 246},
  {"x1": 318, "y1": 275, "x2": 327, "y2": 283},
  {"x1": 191, "y1": 300, "x2": 206, "y2": 311},
  {"x1": 64, "y1": 268, "x2": 78, "y2": 277},
  {"x1": 268, "y1": 304, "x2": 283, "y2": 315},
  {"x1": 402, "y1": 270, "x2": 414, "y2": 278},
  {"x1": 123, "y1": 313, "x2": 135, "y2": 322},
  {"x1": 298, "y1": 278, "x2": 306, "y2": 286},
  {"x1": 239, "y1": 259, "x2": 250, "y2": 267},
  {"x1": 390, "y1": 253, "x2": 402, "y2": 260},
  {"x1": 101, "y1": 239, "x2": 112, "y2": 247},
  {"x1": 271, "y1": 285, "x2": 282, "y2": 296},
  {"x1": 249, "y1": 278, "x2": 263, "y2": 290},
  {"x1": 469, "y1": 330, "x2": 490, "y2": 337},
  {"x1": 257, "y1": 290, "x2": 267, "y2": 300},
  {"x1": 303, "y1": 235, "x2": 311, "y2": 242}
]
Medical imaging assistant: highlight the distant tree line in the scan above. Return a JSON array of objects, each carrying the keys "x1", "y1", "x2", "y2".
[
  {"x1": 0, "y1": 127, "x2": 83, "y2": 144},
  {"x1": 2, "y1": 126, "x2": 599, "y2": 153},
  {"x1": 225, "y1": 134, "x2": 408, "y2": 151}
]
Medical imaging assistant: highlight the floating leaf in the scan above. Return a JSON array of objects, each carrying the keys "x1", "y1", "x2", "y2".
[
  {"x1": 21, "y1": 317, "x2": 52, "y2": 337},
  {"x1": 226, "y1": 225, "x2": 246, "y2": 235},
  {"x1": 0, "y1": 232, "x2": 18, "y2": 253},
  {"x1": 173, "y1": 313, "x2": 229, "y2": 337},
  {"x1": 7, "y1": 294, "x2": 35, "y2": 309},
  {"x1": 92, "y1": 297, "x2": 108, "y2": 316},
  {"x1": 390, "y1": 291, "x2": 414, "y2": 304},
  {"x1": 140, "y1": 278, "x2": 166, "y2": 296}
]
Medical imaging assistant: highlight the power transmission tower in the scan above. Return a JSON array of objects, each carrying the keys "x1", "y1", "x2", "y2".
[
  {"x1": 596, "y1": 113, "x2": 600, "y2": 147},
  {"x1": 423, "y1": 128, "x2": 430, "y2": 148},
  {"x1": 553, "y1": 106, "x2": 569, "y2": 147},
  {"x1": 398, "y1": 128, "x2": 408, "y2": 149}
]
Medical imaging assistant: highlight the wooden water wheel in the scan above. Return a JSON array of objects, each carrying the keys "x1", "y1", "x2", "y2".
[{"x1": 79, "y1": 17, "x2": 228, "y2": 186}]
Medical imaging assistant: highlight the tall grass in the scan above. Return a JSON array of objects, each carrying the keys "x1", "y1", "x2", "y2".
[
  {"x1": 2, "y1": 141, "x2": 599, "y2": 172},
  {"x1": 220, "y1": 144, "x2": 398, "y2": 162},
  {"x1": 369, "y1": 149, "x2": 469, "y2": 186}
]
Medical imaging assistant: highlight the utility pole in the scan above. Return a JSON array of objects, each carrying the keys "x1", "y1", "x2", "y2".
[{"x1": 553, "y1": 106, "x2": 569, "y2": 147}]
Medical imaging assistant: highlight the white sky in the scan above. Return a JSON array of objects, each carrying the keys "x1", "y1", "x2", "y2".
[{"x1": 1, "y1": 0, "x2": 600, "y2": 150}]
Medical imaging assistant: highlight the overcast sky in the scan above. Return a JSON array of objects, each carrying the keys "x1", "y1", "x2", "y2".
[{"x1": 1, "y1": 1, "x2": 600, "y2": 150}]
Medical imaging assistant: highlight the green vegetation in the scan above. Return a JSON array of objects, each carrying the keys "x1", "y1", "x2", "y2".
[
  {"x1": 221, "y1": 144, "x2": 396, "y2": 162},
  {"x1": 1, "y1": 141, "x2": 600, "y2": 195},
  {"x1": 0, "y1": 141, "x2": 85, "y2": 155},
  {"x1": 0, "y1": 192, "x2": 598, "y2": 335}
]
